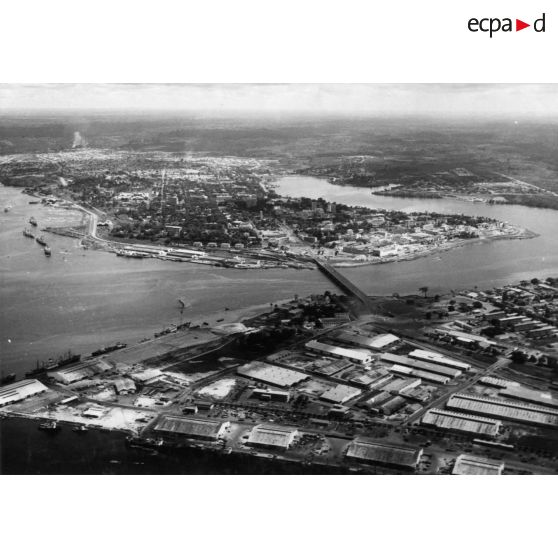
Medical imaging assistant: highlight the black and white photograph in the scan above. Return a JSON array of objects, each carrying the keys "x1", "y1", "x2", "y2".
[
  {"x1": 1, "y1": 83, "x2": 558, "y2": 475},
  {"x1": 1, "y1": 3, "x2": 556, "y2": 558}
]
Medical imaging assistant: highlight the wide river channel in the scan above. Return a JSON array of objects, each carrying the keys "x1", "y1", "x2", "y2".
[{"x1": 1, "y1": 176, "x2": 557, "y2": 377}]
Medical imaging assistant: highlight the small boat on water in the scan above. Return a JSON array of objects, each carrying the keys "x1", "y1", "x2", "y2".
[
  {"x1": 1, "y1": 373, "x2": 16, "y2": 385},
  {"x1": 29, "y1": 216, "x2": 38, "y2": 226},
  {"x1": 23, "y1": 228, "x2": 35, "y2": 238},
  {"x1": 38, "y1": 420, "x2": 59, "y2": 431},
  {"x1": 44, "y1": 245, "x2": 52, "y2": 256},
  {"x1": 36, "y1": 235, "x2": 47, "y2": 246},
  {"x1": 73, "y1": 424, "x2": 88, "y2": 433}
]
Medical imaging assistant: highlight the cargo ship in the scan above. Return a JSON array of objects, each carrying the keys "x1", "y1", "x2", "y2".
[
  {"x1": 23, "y1": 228, "x2": 35, "y2": 238},
  {"x1": 29, "y1": 216, "x2": 38, "y2": 226},
  {"x1": 27, "y1": 351, "x2": 81, "y2": 376},
  {"x1": 35, "y1": 235, "x2": 47, "y2": 246},
  {"x1": 115, "y1": 249, "x2": 146, "y2": 258},
  {"x1": 1, "y1": 373, "x2": 16, "y2": 385},
  {"x1": 91, "y1": 342, "x2": 127, "y2": 357}
]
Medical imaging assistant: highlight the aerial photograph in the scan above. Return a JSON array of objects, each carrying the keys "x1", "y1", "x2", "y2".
[{"x1": 1, "y1": 83, "x2": 558, "y2": 475}]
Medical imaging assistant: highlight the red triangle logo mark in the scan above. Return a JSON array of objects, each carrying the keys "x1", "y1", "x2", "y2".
[{"x1": 516, "y1": 19, "x2": 530, "y2": 31}]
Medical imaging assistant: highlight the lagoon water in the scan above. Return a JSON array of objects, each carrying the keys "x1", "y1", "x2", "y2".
[
  {"x1": 1, "y1": 176, "x2": 557, "y2": 474},
  {"x1": 2, "y1": 178, "x2": 558, "y2": 377},
  {"x1": 276, "y1": 175, "x2": 558, "y2": 296}
]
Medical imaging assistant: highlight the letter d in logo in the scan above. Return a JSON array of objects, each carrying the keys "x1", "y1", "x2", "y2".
[{"x1": 534, "y1": 13, "x2": 546, "y2": 32}]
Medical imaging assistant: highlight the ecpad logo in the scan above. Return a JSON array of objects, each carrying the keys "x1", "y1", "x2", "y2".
[{"x1": 468, "y1": 13, "x2": 546, "y2": 37}]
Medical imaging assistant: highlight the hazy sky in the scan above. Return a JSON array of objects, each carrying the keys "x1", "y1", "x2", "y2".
[{"x1": 1, "y1": 84, "x2": 558, "y2": 117}]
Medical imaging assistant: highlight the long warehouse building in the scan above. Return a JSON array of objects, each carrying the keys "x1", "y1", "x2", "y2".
[
  {"x1": 421, "y1": 408, "x2": 502, "y2": 438},
  {"x1": 407, "y1": 349, "x2": 471, "y2": 372},
  {"x1": 380, "y1": 353, "x2": 462, "y2": 379},
  {"x1": 446, "y1": 393, "x2": 558, "y2": 427}
]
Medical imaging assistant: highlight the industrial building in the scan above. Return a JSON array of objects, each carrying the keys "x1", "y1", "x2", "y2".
[
  {"x1": 345, "y1": 438, "x2": 423, "y2": 470},
  {"x1": 336, "y1": 331, "x2": 399, "y2": 351},
  {"x1": 0, "y1": 379, "x2": 47, "y2": 407},
  {"x1": 154, "y1": 415, "x2": 229, "y2": 441},
  {"x1": 501, "y1": 386, "x2": 558, "y2": 408},
  {"x1": 305, "y1": 340, "x2": 372, "y2": 365},
  {"x1": 379, "y1": 395, "x2": 407, "y2": 415},
  {"x1": 112, "y1": 378, "x2": 136, "y2": 395},
  {"x1": 452, "y1": 454, "x2": 504, "y2": 475},
  {"x1": 421, "y1": 408, "x2": 501, "y2": 437},
  {"x1": 320, "y1": 384, "x2": 362, "y2": 404},
  {"x1": 252, "y1": 388, "x2": 290, "y2": 403},
  {"x1": 435, "y1": 328, "x2": 497, "y2": 347},
  {"x1": 236, "y1": 361, "x2": 308, "y2": 387},
  {"x1": 390, "y1": 364, "x2": 449, "y2": 385},
  {"x1": 246, "y1": 424, "x2": 298, "y2": 450},
  {"x1": 380, "y1": 353, "x2": 462, "y2": 379},
  {"x1": 479, "y1": 376, "x2": 519, "y2": 389},
  {"x1": 446, "y1": 393, "x2": 558, "y2": 427},
  {"x1": 381, "y1": 377, "x2": 422, "y2": 395},
  {"x1": 407, "y1": 349, "x2": 471, "y2": 372},
  {"x1": 48, "y1": 369, "x2": 89, "y2": 384}
]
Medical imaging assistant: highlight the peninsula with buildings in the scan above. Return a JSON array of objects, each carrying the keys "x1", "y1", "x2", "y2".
[{"x1": 0, "y1": 149, "x2": 534, "y2": 270}]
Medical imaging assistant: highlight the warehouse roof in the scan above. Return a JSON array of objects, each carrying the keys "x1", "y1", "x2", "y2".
[
  {"x1": 336, "y1": 331, "x2": 399, "y2": 350},
  {"x1": 447, "y1": 394, "x2": 558, "y2": 427},
  {"x1": 247, "y1": 424, "x2": 298, "y2": 449},
  {"x1": 346, "y1": 439, "x2": 422, "y2": 469},
  {"x1": 320, "y1": 384, "x2": 362, "y2": 404},
  {"x1": 501, "y1": 386, "x2": 558, "y2": 408},
  {"x1": 380, "y1": 353, "x2": 462, "y2": 378},
  {"x1": 408, "y1": 349, "x2": 471, "y2": 371},
  {"x1": 452, "y1": 454, "x2": 504, "y2": 475},
  {"x1": 422, "y1": 408, "x2": 501, "y2": 437},
  {"x1": 306, "y1": 340, "x2": 372, "y2": 363},
  {"x1": 390, "y1": 364, "x2": 449, "y2": 385},
  {"x1": 0, "y1": 379, "x2": 47, "y2": 407},
  {"x1": 237, "y1": 361, "x2": 308, "y2": 387},
  {"x1": 154, "y1": 415, "x2": 228, "y2": 439},
  {"x1": 48, "y1": 369, "x2": 89, "y2": 384},
  {"x1": 130, "y1": 368, "x2": 163, "y2": 383}
]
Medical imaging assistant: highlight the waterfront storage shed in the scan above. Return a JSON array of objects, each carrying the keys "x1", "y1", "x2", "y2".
[
  {"x1": 452, "y1": 454, "x2": 504, "y2": 475},
  {"x1": 0, "y1": 379, "x2": 47, "y2": 407},
  {"x1": 246, "y1": 424, "x2": 298, "y2": 450},
  {"x1": 345, "y1": 439, "x2": 423, "y2": 470},
  {"x1": 154, "y1": 415, "x2": 229, "y2": 441}
]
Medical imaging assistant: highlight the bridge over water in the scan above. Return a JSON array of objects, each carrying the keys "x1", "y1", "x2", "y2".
[{"x1": 313, "y1": 258, "x2": 374, "y2": 312}]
